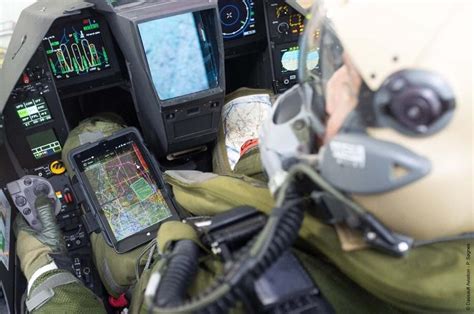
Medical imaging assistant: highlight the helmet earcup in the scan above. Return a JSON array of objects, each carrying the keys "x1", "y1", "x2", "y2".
[{"x1": 373, "y1": 70, "x2": 455, "y2": 136}]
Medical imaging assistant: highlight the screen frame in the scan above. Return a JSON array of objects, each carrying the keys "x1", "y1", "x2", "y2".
[
  {"x1": 68, "y1": 127, "x2": 181, "y2": 253},
  {"x1": 134, "y1": 7, "x2": 225, "y2": 108},
  {"x1": 43, "y1": 11, "x2": 121, "y2": 89}
]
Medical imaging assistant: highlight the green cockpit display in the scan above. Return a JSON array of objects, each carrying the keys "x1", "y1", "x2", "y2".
[
  {"x1": 26, "y1": 129, "x2": 62, "y2": 160},
  {"x1": 42, "y1": 17, "x2": 111, "y2": 80},
  {"x1": 15, "y1": 97, "x2": 52, "y2": 128}
]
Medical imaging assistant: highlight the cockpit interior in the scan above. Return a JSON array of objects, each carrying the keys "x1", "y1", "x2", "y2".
[{"x1": 0, "y1": 0, "x2": 313, "y2": 311}]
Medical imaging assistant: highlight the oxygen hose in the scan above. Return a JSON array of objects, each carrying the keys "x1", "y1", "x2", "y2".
[
  {"x1": 202, "y1": 196, "x2": 304, "y2": 314},
  {"x1": 148, "y1": 183, "x2": 306, "y2": 314},
  {"x1": 154, "y1": 240, "x2": 200, "y2": 307}
]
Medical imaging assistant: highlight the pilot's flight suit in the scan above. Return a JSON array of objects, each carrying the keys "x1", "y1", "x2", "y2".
[{"x1": 15, "y1": 93, "x2": 470, "y2": 313}]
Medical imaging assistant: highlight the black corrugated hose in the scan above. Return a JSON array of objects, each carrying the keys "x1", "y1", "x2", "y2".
[
  {"x1": 150, "y1": 188, "x2": 305, "y2": 314},
  {"x1": 154, "y1": 239, "x2": 200, "y2": 307}
]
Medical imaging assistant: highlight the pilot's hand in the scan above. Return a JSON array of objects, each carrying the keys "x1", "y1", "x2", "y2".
[{"x1": 13, "y1": 196, "x2": 66, "y2": 282}]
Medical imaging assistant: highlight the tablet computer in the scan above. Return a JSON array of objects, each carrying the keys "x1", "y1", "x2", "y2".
[{"x1": 68, "y1": 127, "x2": 180, "y2": 253}]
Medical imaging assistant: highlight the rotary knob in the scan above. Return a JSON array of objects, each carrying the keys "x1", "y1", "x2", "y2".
[{"x1": 277, "y1": 22, "x2": 290, "y2": 34}]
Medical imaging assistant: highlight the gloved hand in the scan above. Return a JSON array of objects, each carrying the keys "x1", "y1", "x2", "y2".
[{"x1": 13, "y1": 196, "x2": 66, "y2": 281}]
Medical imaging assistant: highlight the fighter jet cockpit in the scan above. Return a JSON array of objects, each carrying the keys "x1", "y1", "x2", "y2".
[{"x1": 0, "y1": 0, "x2": 472, "y2": 313}]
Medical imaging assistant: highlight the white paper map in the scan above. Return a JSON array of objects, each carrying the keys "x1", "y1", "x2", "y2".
[
  {"x1": 0, "y1": 190, "x2": 11, "y2": 270},
  {"x1": 222, "y1": 94, "x2": 272, "y2": 170}
]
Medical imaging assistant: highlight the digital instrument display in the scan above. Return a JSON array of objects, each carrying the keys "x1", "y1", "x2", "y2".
[
  {"x1": 219, "y1": 0, "x2": 257, "y2": 40},
  {"x1": 280, "y1": 45, "x2": 319, "y2": 73},
  {"x1": 275, "y1": 3, "x2": 305, "y2": 35},
  {"x1": 15, "y1": 97, "x2": 52, "y2": 128},
  {"x1": 43, "y1": 17, "x2": 112, "y2": 80},
  {"x1": 139, "y1": 12, "x2": 219, "y2": 100},
  {"x1": 26, "y1": 129, "x2": 62, "y2": 160},
  {"x1": 80, "y1": 140, "x2": 172, "y2": 241}
]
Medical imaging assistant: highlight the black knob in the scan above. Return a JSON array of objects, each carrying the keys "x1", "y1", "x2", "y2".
[{"x1": 277, "y1": 22, "x2": 290, "y2": 34}]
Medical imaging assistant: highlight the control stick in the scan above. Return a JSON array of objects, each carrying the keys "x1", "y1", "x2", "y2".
[{"x1": 7, "y1": 175, "x2": 60, "y2": 231}]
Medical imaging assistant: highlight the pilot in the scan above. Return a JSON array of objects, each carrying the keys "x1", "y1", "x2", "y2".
[
  {"x1": 259, "y1": 0, "x2": 472, "y2": 312},
  {"x1": 13, "y1": 0, "x2": 472, "y2": 313}
]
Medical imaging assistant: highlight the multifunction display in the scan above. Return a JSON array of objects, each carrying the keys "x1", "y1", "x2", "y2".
[
  {"x1": 43, "y1": 17, "x2": 112, "y2": 80},
  {"x1": 26, "y1": 129, "x2": 62, "y2": 160},
  {"x1": 15, "y1": 97, "x2": 52, "y2": 128},
  {"x1": 219, "y1": 0, "x2": 257, "y2": 40},
  {"x1": 139, "y1": 12, "x2": 219, "y2": 100},
  {"x1": 280, "y1": 45, "x2": 319, "y2": 73}
]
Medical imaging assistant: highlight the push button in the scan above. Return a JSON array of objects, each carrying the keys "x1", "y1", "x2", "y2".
[
  {"x1": 22, "y1": 73, "x2": 30, "y2": 84},
  {"x1": 50, "y1": 160, "x2": 66, "y2": 175}
]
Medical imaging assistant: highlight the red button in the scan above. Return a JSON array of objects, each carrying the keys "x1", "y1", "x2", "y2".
[
  {"x1": 22, "y1": 73, "x2": 30, "y2": 84},
  {"x1": 65, "y1": 192, "x2": 73, "y2": 204},
  {"x1": 109, "y1": 293, "x2": 128, "y2": 308}
]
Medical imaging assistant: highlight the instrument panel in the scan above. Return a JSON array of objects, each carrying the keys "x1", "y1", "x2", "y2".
[
  {"x1": 2, "y1": 11, "x2": 123, "y2": 171},
  {"x1": 2, "y1": 2, "x2": 307, "y2": 172},
  {"x1": 264, "y1": 0, "x2": 308, "y2": 92},
  {"x1": 3, "y1": 47, "x2": 69, "y2": 170}
]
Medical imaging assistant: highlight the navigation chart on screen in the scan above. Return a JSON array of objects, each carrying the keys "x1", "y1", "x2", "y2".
[
  {"x1": 43, "y1": 18, "x2": 111, "y2": 80},
  {"x1": 83, "y1": 142, "x2": 171, "y2": 241}
]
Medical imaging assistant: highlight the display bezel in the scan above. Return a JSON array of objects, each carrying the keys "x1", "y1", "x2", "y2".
[
  {"x1": 42, "y1": 12, "x2": 121, "y2": 88},
  {"x1": 68, "y1": 128, "x2": 181, "y2": 253}
]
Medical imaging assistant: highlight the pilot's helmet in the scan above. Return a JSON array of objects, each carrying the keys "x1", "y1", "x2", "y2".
[{"x1": 260, "y1": 0, "x2": 473, "y2": 253}]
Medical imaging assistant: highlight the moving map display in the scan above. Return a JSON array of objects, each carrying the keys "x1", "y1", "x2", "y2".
[
  {"x1": 43, "y1": 17, "x2": 112, "y2": 80},
  {"x1": 82, "y1": 140, "x2": 171, "y2": 241},
  {"x1": 139, "y1": 12, "x2": 218, "y2": 100},
  {"x1": 15, "y1": 97, "x2": 52, "y2": 128}
]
